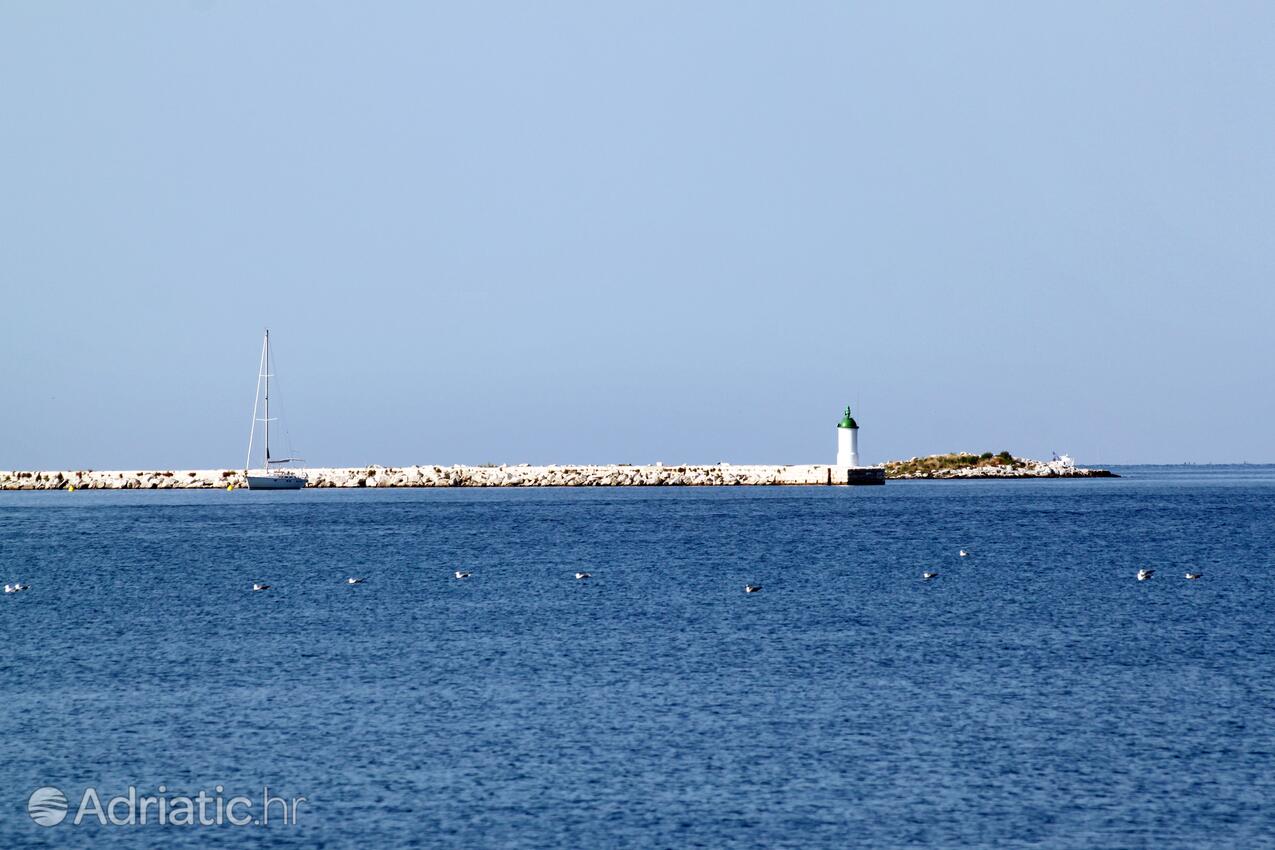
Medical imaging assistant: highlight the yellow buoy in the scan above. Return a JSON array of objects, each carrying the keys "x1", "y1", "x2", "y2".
[
  {"x1": 227, "y1": 484, "x2": 234, "y2": 491},
  {"x1": 67, "y1": 485, "x2": 75, "y2": 492}
]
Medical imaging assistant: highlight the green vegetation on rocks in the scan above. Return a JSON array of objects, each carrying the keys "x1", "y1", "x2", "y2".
[{"x1": 884, "y1": 452, "x2": 1022, "y2": 477}]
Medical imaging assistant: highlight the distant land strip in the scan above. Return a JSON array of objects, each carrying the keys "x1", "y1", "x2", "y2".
[{"x1": 0, "y1": 458, "x2": 1114, "y2": 490}]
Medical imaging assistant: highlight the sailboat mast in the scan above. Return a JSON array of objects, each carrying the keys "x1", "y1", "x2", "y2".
[{"x1": 263, "y1": 329, "x2": 270, "y2": 468}]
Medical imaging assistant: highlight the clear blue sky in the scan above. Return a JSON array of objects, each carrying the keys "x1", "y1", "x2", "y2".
[{"x1": 3, "y1": 2, "x2": 1272, "y2": 469}]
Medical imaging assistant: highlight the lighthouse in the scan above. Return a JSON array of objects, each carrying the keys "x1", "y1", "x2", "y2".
[{"x1": 836, "y1": 406, "x2": 860, "y2": 467}]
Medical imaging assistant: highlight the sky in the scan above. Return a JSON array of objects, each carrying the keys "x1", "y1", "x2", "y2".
[{"x1": 2, "y1": 2, "x2": 1273, "y2": 469}]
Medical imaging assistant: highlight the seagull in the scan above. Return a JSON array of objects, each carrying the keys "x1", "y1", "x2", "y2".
[
  {"x1": 346, "y1": 577, "x2": 365, "y2": 585},
  {"x1": 744, "y1": 584, "x2": 762, "y2": 593},
  {"x1": 454, "y1": 571, "x2": 471, "y2": 580},
  {"x1": 575, "y1": 572, "x2": 591, "y2": 580},
  {"x1": 1137, "y1": 569, "x2": 1154, "y2": 582},
  {"x1": 959, "y1": 550, "x2": 970, "y2": 558},
  {"x1": 923, "y1": 572, "x2": 939, "y2": 581},
  {"x1": 1185, "y1": 571, "x2": 1203, "y2": 580},
  {"x1": 4, "y1": 582, "x2": 29, "y2": 594},
  {"x1": 252, "y1": 582, "x2": 271, "y2": 592}
]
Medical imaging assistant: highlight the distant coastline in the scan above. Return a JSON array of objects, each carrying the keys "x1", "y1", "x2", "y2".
[{"x1": 0, "y1": 457, "x2": 1115, "y2": 490}]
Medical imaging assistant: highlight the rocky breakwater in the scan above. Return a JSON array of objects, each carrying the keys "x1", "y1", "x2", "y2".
[
  {"x1": 0, "y1": 469, "x2": 240, "y2": 490},
  {"x1": 0, "y1": 464, "x2": 887, "y2": 490},
  {"x1": 884, "y1": 452, "x2": 1116, "y2": 480},
  {"x1": 304, "y1": 464, "x2": 846, "y2": 487}
]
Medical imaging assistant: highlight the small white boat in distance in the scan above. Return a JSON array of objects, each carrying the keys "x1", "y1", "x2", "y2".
[
  {"x1": 575, "y1": 572, "x2": 591, "y2": 580},
  {"x1": 1185, "y1": 571, "x2": 1203, "y2": 580},
  {"x1": 346, "y1": 577, "x2": 365, "y2": 585},
  {"x1": 454, "y1": 571, "x2": 471, "y2": 580},
  {"x1": 744, "y1": 584, "x2": 762, "y2": 593},
  {"x1": 1137, "y1": 569, "x2": 1154, "y2": 581},
  {"x1": 959, "y1": 550, "x2": 969, "y2": 558},
  {"x1": 4, "y1": 582, "x2": 29, "y2": 593},
  {"x1": 252, "y1": 582, "x2": 271, "y2": 591},
  {"x1": 245, "y1": 329, "x2": 307, "y2": 491},
  {"x1": 922, "y1": 572, "x2": 939, "y2": 581}
]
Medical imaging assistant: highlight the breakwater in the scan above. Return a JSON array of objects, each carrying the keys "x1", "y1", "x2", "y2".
[
  {"x1": 0, "y1": 458, "x2": 1119, "y2": 490},
  {"x1": 0, "y1": 464, "x2": 886, "y2": 490}
]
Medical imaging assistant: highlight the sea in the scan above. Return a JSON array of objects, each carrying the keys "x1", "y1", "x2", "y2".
[{"x1": 1, "y1": 465, "x2": 1273, "y2": 849}]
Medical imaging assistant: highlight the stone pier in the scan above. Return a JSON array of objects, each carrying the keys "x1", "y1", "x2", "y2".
[{"x1": 0, "y1": 464, "x2": 888, "y2": 490}]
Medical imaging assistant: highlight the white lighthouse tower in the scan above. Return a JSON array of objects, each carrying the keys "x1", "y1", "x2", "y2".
[{"x1": 836, "y1": 406, "x2": 860, "y2": 467}]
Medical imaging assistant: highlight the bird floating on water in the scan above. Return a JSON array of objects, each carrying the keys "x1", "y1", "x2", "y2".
[
  {"x1": 4, "y1": 582, "x2": 29, "y2": 594},
  {"x1": 252, "y1": 583, "x2": 271, "y2": 592},
  {"x1": 1136, "y1": 569, "x2": 1154, "y2": 581},
  {"x1": 346, "y1": 577, "x2": 365, "y2": 585},
  {"x1": 959, "y1": 550, "x2": 970, "y2": 558},
  {"x1": 1185, "y1": 571, "x2": 1203, "y2": 580},
  {"x1": 922, "y1": 572, "x2": 939, "y2": 581},
  {"x1": 744, "y1": 585, "x2": 762, "y2": 593},
  {"x1": 454, "y1": 571, "x2": 471, "y2": 580},
  {"x1": 575, "y1": 572, "x2": 591, "y2": 580}
]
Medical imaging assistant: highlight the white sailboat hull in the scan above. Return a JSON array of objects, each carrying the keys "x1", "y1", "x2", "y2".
[{"x1": 246, "y1": 471, "x2": 307, "y2": 490}]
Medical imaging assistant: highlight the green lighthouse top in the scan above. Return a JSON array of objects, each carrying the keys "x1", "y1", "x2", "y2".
[{"x1": 838, "y1": 406, "x2": 858, "y2": 429}]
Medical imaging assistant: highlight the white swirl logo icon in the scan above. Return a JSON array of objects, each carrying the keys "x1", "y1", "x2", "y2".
[{"x1": 27, "y1": 786, "x2": 69, "y2": 827}]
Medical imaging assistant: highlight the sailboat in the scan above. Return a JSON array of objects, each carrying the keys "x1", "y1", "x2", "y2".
[{"x1": 245, "y1": 329, "x2": 308, "y2": 490}]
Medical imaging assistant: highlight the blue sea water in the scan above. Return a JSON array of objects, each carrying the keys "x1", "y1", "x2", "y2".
[{"x1": 1, "y1": 466, "x2": 1274, "y2": 849}]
